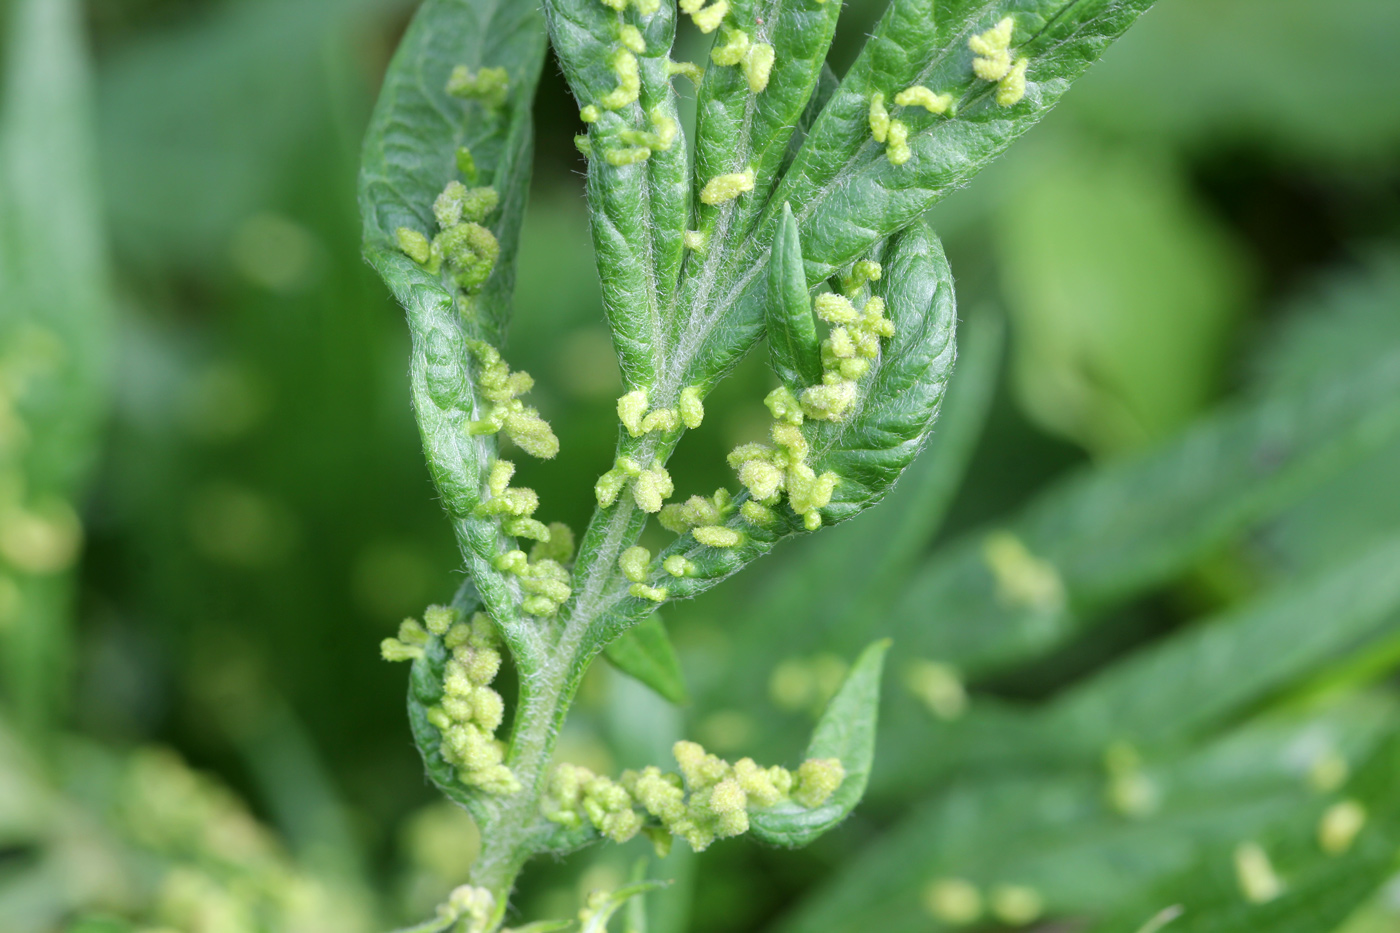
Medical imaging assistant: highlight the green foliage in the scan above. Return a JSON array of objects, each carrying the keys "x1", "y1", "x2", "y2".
[
  {"x1": 6, "y1": 0, "x2": 1400, "y2": 931},
  {"x1": 357, "y1": 0, "x2": 1150, "y2": 926}
]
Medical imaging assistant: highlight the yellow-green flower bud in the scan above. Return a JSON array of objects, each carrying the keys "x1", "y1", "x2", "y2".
[
  {"x1": 640, "y1": 407, "x2": 679, "y2": 433},
  {"x1": 618, "y1": 24, "x2": 646, "y2": 53},
  {"x1": 396, "y1": 227, "x2": 432, "y2": 264},
  {"x1": 793, "y1": 757, "x2": 844, "y2": 808},
  {"x1": 885, "y1": 119, "x2": 912, "y2": 165},
  {"x1": 894, "y1": 85, "x2": 954, "y2": 114},
  {"x1": 619, "y1": 546, "x2": 652, "y2": 583},
  {"x1": 398, "y1": 618, "x2": 430, "y2": 646},
  {"x1": 683, "y1": 229, "x2": 707, "y2": 252},
  {"x1": 744, "y1": 42, "x2": 775, "y2": 93},
  {"x1": 607, "y1": 145, "x2": 652, "y2": 166},
  {"x1": 600, "y1": 50, "x2": 641, "y2": 110},
  {"x1": 618, "y1": 389, "x2": 649, "y2": 436},
  {"x1": 667, "y1": 60, "x2": 704, "y2": 83},
  {"x1": 814, "y1": 292, "x2": 859, "y2": 324},
  {"x1": 679, "y1": 386, "x2": 705, "y2": 428},
  {"x1": 693, "y1": 525, "x2": 741, "y2": 548},
  {"x1": 969, "y1": 16, "x2": 1015, "y2": 57},
  {"x1": 710, "y1": 27, "x2": 750, "y2": 66},
  {"x1": 381, "y1": 638, "x2": 423, "y2": 662},
  {"x1": 868, "y1": 92, "x2": 890, "y2": 143},
  {"x1": 424, "y1": 604, "x2": 457, "y2": 636},
  {"x1": 630, "y1": 583, "x2": 669, "y2": 602},
  {"x1": 739, "y1": 459, "x2": 784, "y2": 502},
  {"x1": 997, "y1": 57, "x2": 1028, "y2": 106},
  {"x1": 580, "y1": 104, "x2": 601, "y2": 123},
  {"x1": 700, "y1": 168, "x2": 755, "y2": 205},
  {"x1": 764, "y1": 385, "x2": 804, "y2": 424},
  {"x1": 740, "y1": 501, "x2": 776, "y2": 526},
  {"x1": 632, "y1": 465, "x2": 674, "y2": 513},
  {"x1": 663, "y1": 555, "x2": 695, "y2": 577},
  {"x1": 801, "y1": 380, "x2": 857, "y2": 421},
  {"x1": 683, "y1": 0, "x2": 728, "y2": 34}
]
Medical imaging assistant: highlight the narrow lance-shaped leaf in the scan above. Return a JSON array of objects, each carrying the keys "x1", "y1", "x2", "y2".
[
  {"x1": 766, "y1": 202, "x2": 822, "y2": 388},
  {"x1": 0, "y1": 0, "x2": 111, "y2": 740},
  {"x1": 359, "y1": 0, "x2": 546, "y2": 345},
  {"x1": 604, "y1": 614, "x2": 690, "y2": 706},
  {"x1": 875, "y1": 529, "x2": 1400, "y2": 797},
  {"x1": 689, "y1": 0, "x2": 843, "y2": 245},
  {"x1": 589, "y1": 223, "x2": 956, "y2": 648},
  {"x1": 750, "y1": 639, "x2": 890, "y2": 847},
  {"x1": 543, "y1": 0, "x2": 687, "y2": 390},
  {"x1": 358, "y1": 0, "x2": 552, "y2": 647},
  {"x1": 673, "y1": 0, "x2": 1150, "y2": 393}
]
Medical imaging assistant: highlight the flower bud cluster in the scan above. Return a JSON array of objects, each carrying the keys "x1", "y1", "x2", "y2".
[
  {"x1": 395, "y1": 176, "x2": 501, "y2": 291},
  {"x1": 419, "y1": 608, "x2": 520, "y2": 795},
  {"x1": 969, "y1": 16, "x2": 1028, "y2": 106},
  {"x1": 727, "y1": 410, "x2": 838, "y2": 532},
  {"x1": 464, "y1": 341, "x2": 560, "y2": 460},
  {"x1": 541, "y1": 740, "x2": 845, "y2": 853},
  {"x1": 595, "y1": 454, "x2": 675, "y2": 514}
]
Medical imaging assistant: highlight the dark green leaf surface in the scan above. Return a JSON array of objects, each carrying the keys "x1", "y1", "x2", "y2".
[
  {"x1": 359, "y1": 0, "x2": 551, "y2": 653},
  {"x1": 592, "y1": 224, "x2": 955, "y2": 646},
  {"x1": 751, "y1": 639, "x2": 889, "y2": 848},
  {"x1": 766, "y1": 203, "x2": 822, "y2": 388},
  {"x1": 543, "y1": 0, "x2": 687, "y2": 390},
  {"x1": 672, "y1": 0, "x2": 1152, "y2": 392},
  {"x1": 691, "y1": 0, "x2": 842, "y2": 243},
  {"x1": 604, "y1": 615, "x2": 690, "y2": 706}
]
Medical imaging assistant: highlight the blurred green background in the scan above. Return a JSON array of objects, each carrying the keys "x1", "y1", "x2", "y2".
[{"x1": 3, "y1": 0, "x2": 1400, "y2": 931}]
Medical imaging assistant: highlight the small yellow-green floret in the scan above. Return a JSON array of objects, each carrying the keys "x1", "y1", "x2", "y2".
[
  {"x1": 710, "y1": 27, "x2": 750, "y2": 66},
  {"x1": 868, "y1": 92, "x2": 890, "y2": 143},
  {"x1": 793, "y1": 757, "x2": 844, "y2": 808},
  {"x1": 619, "y1": 546, "x2": 652, "y2": 583},
  {"x1": 996, "y1": 57, "x2": 1028, "y2": 106},
  {"x1": 744, "y1": 42, "x2": 775, "y2": 93},
  {"x1": 693, "y1": 525, "x2": 742, "y2": 548},
  {"x1": 701, "y1": 168, "x2": 756, "y2": 205},
  {"x1": 395, "y1": 227, "x2": 432, "y2": 265},
  {"x1": 679, "y1": 386, "x2": 705, "y2": 428},
  {"x1": 894, "y1": 85, "x2": 954, "y2": 114}
]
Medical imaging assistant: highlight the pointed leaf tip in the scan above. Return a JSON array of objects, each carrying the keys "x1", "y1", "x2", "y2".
[{"x1": 750, "y1": 639, "x2": 889, "y2": 848}]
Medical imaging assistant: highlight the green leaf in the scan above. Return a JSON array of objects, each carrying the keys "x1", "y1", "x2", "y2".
[
  {"x1": 807, "y1": 221, "x2": 957, "y2": 521},
  {"x1": 1095, "y1": 725, "x2": 1400, "y2": 933},
  {"x1": 580, "y1": 879, "x2": 671, "y2": 933},
  {"x1": 773, "y1": 698, "x2": 1398, "y2": 933},
  {"x1": 604, "y1": 615, "x2": 690, "y2": 706},
  {"x1": 359, "y1": 0, "x2": 547, "y2": 345},
  {"x1": 876, "y1": 530, "x2": 1400, "y2": 797},
  {"x1": 886, "y1": 342, "x2": 1400, "y2": 684},
  {"x1": 670, "y1": 0, "x2": 1151, "y2": 393},
  {"x1": 359, "y1": 0, "x2": 551, "y2": 649},
  {"x1": 592, "y1": 224, "x2": 955, "y2": 646},
  {"x1": 542, "y1": 0, "x2": 687, "y2": 390},
  {"x1": 750, "y1": 639, "x2": 889, "y2": 848},
  {"x1": 766, "y1": 202, "x2": 822, "y2": 388},
  {"x1": 778, "y1": 0, "x2": 1155, "y2": 279},
  {"x1": 0, "y1": 0, "x2": 110, "y2": 741},
  {"x1": 691, "y1": 0, "x2": 843, "y2": 243}
]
